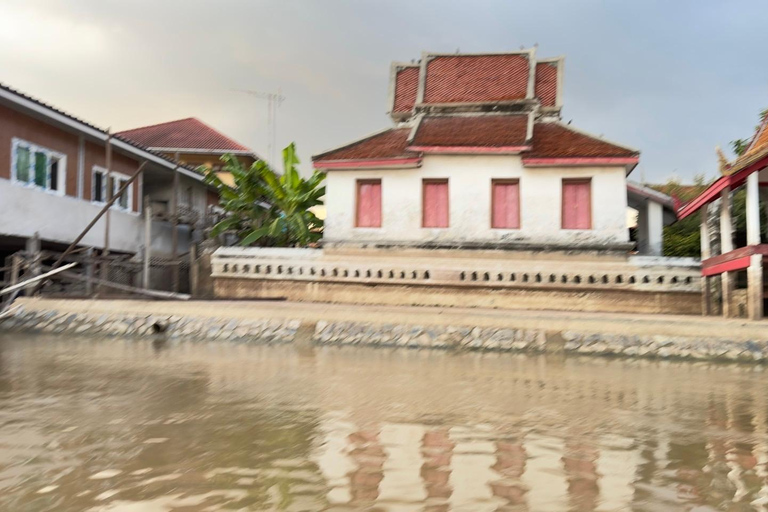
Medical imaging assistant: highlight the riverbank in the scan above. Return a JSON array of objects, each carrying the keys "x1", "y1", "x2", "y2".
[{"x1": 2, "y1": 298, "x2": 767, "y2": 362}]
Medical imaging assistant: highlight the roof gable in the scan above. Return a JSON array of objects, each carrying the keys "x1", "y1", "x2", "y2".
[{"x1": 116, "y1": 118, "x2": 251, "y2": 153}]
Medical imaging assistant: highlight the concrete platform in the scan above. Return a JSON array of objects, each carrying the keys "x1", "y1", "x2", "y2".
[{"x1": 11, "y1": 297, "x2": 767, "y2": 342}]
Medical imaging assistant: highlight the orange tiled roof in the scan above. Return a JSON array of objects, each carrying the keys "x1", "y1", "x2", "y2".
[
  {"x1": 526, "y1": 122, "x2": 637, "y2": 159},
  {"x1": 411, "y1": 115, "x2": 529, "y2": 147},
  {"x1": 393, "y1": 66, "x2": 419, "y2": 113},
  {"x1": 313, "y1": 128, "x2": 415, "y2": 161},
  {"x1": 116, "y1": 118, "x2": 251, "y2": 152},
  {"x1": 535, "y1": 61, "x2": 558, "y2": 107},
  {"x1": 423, "y1": 54, "x2": 531, "y2": 104}
]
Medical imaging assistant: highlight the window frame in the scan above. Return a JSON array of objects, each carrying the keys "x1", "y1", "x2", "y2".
[
  {"x1": 10, "y1": 137, "x2": 67, "y2": 196},
  {"x1": 490, "y1": 179, "x2": 521, "y2": 230},
  {"x1": 355, "y1": 178, "x2": 383, "y2": 228},
  {"x1": 561, "y1": 178, "x2": 592, "y2": 230},
  {"x1": 92, "y1": 166, "x2": 134, "y2": 213},
  {"x1": 422, "y1": 178, "x2": 450, "y2": 229}
]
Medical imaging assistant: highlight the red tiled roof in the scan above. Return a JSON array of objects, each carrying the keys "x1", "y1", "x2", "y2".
[
  {"x1": 526, "y1": 122, "x2": 638, "y2": 159},
  {"x1": 393, "y1": 66, "x2": 419, "y2": 113},
  {"x1": 313, "y1": 128, "x2": 415, "y2": 161},
  {"x1": 423, "y1": 54, "x2": 531, "y2": 104},
  {"x1": 411, "y1": 115, "x2": 529, "y2": 147},
  {"x1": 116, "y1": 118, "x2": 251, "y2": 152},
  {"x1": 535, "y1": 62, "x2": 558, "y2": 107}
]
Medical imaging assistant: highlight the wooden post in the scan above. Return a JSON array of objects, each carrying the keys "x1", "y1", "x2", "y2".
[
  {"x1": 84, "y1": 247, "x2": 94, "y2": 297},
  {"x1": 171, "y1": 153, "x2": 180, "y2": 293},
  {"x1": 700, "y1": 207, "x2": 712, "y2": 315},
  {"x1": 25, "y1": 233, "x2": 41, "y2": 295},
  {"x1": 720, "y1": 188, "x2": 734, "y2": 317},
  {"x1": 143, "y1": 196, "x2": 152, "y2": 290},
  {"x1": 10, "y1": 254, "x2": 20, "y2": 289},
  {"x1": 189, "y1": 242, "x2": 198, "y2": 298},
  {"x1": 100, "y1": 132, "x2": 113, "y2": 294},
  {"x1": 748, "y1": 255, "x2": 764, "y2": 321}
]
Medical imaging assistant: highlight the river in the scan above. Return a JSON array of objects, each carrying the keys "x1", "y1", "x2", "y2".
[{"x1": 0, "y1": 333, "x2": 766, "y2": 511}]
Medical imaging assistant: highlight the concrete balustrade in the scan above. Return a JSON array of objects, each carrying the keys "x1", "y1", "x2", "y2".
[{"x1": 211, "y1": 247, "x2": 702, "y2": 314}]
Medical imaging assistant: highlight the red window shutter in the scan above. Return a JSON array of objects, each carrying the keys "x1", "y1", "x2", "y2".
[
  {"x1": 491, "y1": 180, "x2": 520, "y2": 229},
  {"x1": 562, "y1": 179, "x2": 591, "y2": 229},
  {"x1": 356, "y1": 180, "x2": 382, "y2": 227},
  {"x1": 423, "y1": 180, "x2": 449, "y2": 228}
]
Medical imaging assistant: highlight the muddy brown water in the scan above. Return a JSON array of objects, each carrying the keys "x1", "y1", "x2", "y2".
[{"x1": 0, "y1": 334, "x2": 767, "y2": 511}]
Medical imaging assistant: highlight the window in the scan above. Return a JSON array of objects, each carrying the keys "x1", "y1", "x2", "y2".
[
  {"x1": 11, "y1": 138, "x2": 66, "y2": 194},
  {"x1": 562, "y1": 179, "x2": 591, "y2": 229},
  {"x1": 92, "y1": 167, "x2": 133, "y2": 212},
  {"x1": 491, "y1": 179, "x2": 520, "y2": 229},
  {"x1": 422, "y1": 179, "x2": 449, "y2": 228},
  {"x1": 356, "y1": 179, "x2": 382, "y2": 228}
]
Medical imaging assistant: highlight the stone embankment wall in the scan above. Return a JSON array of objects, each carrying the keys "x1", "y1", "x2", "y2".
[{"x1": 3, "y1": 307, "x2": 767, "y2": 363}]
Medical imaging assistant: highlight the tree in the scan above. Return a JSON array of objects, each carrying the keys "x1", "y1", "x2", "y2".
[
  {"x1": 204, "y1": 143, "x2": 325, "y2": 247},
  {"x1": 654, "y1": 176, "x2": 710, "y2": 257},
  {"x1": 730, "y1": 107, "x2": 768, "y2": 157}
]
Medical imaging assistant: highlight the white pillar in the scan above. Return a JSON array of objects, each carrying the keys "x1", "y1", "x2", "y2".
[
  {"x1": 720, "y1": 188, "x2": 734, "y2": 253},
  {"x1": 720, "y1": 188, "x2": 734, "y2": 317},
  {"x1": 647, "y1": 201, "x2": 664, "y2": 256},
  {"x1": 747, "y1": 172, "x2": 762, "y2": 246},
  {"x1": 700, "y1": 207, "x2": 711, "y2": 315},
  {"x1": 746, "y1": 173, "x2": 764, "y2": 320}
]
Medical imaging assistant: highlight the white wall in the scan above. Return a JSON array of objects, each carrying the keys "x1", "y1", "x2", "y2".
[
  {"x1": 0, "y1": 178, "x2": 190, "y2": 255},
  {"x1": 324, "y1": 154, "x2": 629, "y2": 247}
]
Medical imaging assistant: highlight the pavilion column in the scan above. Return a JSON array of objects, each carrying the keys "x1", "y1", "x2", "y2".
[
  {"x1": 700, "y1": 207, "x2": 712, "y2": 315},
  {"x1": 647, "y1": 201, "x2": 664, "y2": 256},
  {"x1": 720, "y1": 188, "x2": 735, "y2": 318},
  {"x1": 746, "y1": 172, "x2": 763, "y2": 320}
]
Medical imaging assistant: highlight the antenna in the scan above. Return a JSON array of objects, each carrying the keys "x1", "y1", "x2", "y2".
[{"x1": 232, "y1": 88, "x2": 286, "y2": 165}]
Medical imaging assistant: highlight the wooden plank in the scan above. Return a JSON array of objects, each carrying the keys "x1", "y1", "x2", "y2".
[
  {"x1": 702, "y1": 256, "x2": 753, "y2": 277},
  {"x1": 56, "y1": 269, "x2": 190, "y2": 300},
  {"x1": 701, "y1": 244, "x2": 768, "y2": 272},
  {"x1": 0, "y1": 263, "x2": 78, "y2": 297}
]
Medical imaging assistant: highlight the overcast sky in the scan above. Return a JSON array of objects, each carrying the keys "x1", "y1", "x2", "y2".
[{"x1": 1, "y1": 0, "x2": 766, "y2": 182}]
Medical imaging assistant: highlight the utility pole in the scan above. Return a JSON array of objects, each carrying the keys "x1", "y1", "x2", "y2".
[{"x1": 233, "y1": 88, "x2": 286, "y2": 165}]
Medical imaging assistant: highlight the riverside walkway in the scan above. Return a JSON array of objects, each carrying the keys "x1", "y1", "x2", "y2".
[{"x1": 10, "y1": 297, "x2": 767, "y2": 342}]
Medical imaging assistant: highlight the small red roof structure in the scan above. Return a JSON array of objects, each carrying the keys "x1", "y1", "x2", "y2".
[
  {"x1": 677, "y1": 113, "x2": 768, "y2": 220},
  {"x1": 116, "y1": 118, "x2": 252, "y2": 154}
]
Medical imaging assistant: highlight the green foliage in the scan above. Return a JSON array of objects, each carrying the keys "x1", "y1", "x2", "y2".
[
  {"x1": 730, "y1": 138, "x2": 750, "y2": 157},
  {"x1": 204, "y1": 143, "x2": 325, "y2": 247},
  {"x1": 729, "y1": 107, "x2": 768, "y2": 157},
  {"x1": 655, "y1": 177, "x2": 710, "y2": 258},
  {"x1": 663, "y1": 214, "x2": 701, "y2": 257}
]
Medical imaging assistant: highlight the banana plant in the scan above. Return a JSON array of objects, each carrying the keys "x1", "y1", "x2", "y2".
[{"x1": 204, "y1": 143, "x2": 325, "y2": 247}]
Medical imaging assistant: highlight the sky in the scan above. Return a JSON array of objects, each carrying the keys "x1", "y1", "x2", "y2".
[{"x1": 1, "y1": 0, "x2": 767, "y2": 182}]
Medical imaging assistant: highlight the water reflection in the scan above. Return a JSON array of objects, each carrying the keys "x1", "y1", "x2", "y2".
[{"x1": 1, "y1": 334, "x2": 768, "y2": 510}]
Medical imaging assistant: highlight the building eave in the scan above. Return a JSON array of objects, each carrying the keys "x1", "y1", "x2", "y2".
[
  {"x1": 313, "y1": 157, "x2": 422, "y2": 170},
  {"x1": 522, "y1": 157, "x2": 639, "y2": 167},
  {"x1": 407, "y1": 145, "x2": 531, "y2": 155}
]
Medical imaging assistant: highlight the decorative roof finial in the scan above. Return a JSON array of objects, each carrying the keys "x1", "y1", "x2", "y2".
[{"x1": 716, "y1": 145, "x2": 732, "y2": 176}]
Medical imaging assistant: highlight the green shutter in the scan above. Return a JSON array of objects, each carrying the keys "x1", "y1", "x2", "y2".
[
  {"x1": 34, "y1": 151, "x2": 47, "y2": 187},
  {"x1": 16, "y1": 146, "x2": 30, "y2": 183},
  {"x1": 119, "y1": 180, "x2": 129, "y2": 209}
]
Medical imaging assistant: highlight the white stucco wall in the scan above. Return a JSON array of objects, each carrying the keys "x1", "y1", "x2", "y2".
[
  {"x1": 0, "y1": 178, "x2": 190, "y2": 255},
  {"x1": 324, "y1": 155, "x2": 629, "y2": 247}
]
